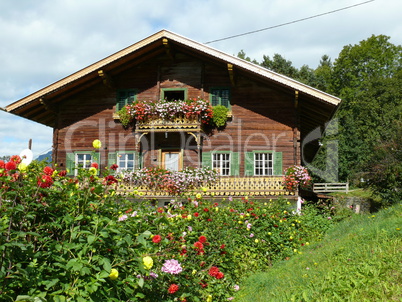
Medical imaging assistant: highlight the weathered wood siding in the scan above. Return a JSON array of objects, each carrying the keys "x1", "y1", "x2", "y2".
[{"x1": 55, "y1": 51, "x2": 298, "y2": 174}]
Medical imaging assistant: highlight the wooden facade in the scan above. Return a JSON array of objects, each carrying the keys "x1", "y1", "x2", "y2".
[{"x1": 5, "y1": 30, "x2": 341, "y2": 197}]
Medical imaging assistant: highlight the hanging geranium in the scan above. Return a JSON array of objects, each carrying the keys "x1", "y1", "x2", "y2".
[
  {"x1": 118, "y1": 98, "x2": 215, "y2": 127},
  {"x1": 283, "y1": 165, "x2": 312, "y2": 191}
]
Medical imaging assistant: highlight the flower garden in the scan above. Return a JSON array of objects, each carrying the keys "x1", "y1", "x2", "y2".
[{"x1": 0, "y1": 144, "x2": 333, "y2": 302}]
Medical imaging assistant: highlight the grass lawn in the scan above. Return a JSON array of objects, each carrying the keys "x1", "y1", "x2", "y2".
[{"x1": 236, "y1": 202, "x2": 402, "y2": 301}]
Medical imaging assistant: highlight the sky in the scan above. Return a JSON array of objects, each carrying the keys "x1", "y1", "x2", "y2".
[{"x1": 0, "y1": 0, "x2": 401, "y2": 158}]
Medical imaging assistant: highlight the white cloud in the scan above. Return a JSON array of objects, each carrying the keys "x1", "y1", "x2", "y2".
[{"x1": 1, "y1": 0, "x2": 401, "y2": 157}]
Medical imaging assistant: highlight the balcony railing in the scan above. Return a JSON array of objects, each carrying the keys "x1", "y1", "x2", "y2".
[
  {"x1": 118, "y1": 176, "x2": 294, "y2": 198},
  {"x1": 135, "y1": 117, "x2": 201, "y2": 133}
]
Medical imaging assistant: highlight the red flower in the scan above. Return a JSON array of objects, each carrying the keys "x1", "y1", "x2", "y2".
[
  {"x1": 58, "y1": 170, "x2": 67, "y2": 177},
  {"x1": 91, "y1": 162, "x2": 99, "y2": 169},
  {"x1": 194, "y1": 241, "x2": 204, "y2": 250},
  {"x1": 216, "y1": 271, "x2": 224, "y2": 279},
  {"x1": 180, "y1": 248, "x2": 187, "y2": 255},
  {"x1": 208, "y1": 266, "x2": 219, "y2": 277},
  {"x1": 152, "y1": 235, "x2": 162, "y2": 243},
  {"x1": 104, "y1": 175, "x2": 118, "y2": 185},
  {"x1": 168, "y1": 284, "x2": 179, "y2": 294},
  {"x1": 0, "y1": 160, "x2": 5, "y2": 169},
  {"x1": 199, "y1": 282, "x2": 208, "y2": 288},
  {"x1": 37, "y1": 174, "x2": 53, "y2": 188},
  {"x1": 43, "y1": 166, "x2": 54, "y2": 175},
  {"x1": 220, "y1": 244, "x2": 225, "y2": 249},
  {"x1": 5, "y1": 161, "x2": 17, "y2": 171},
  {"x1": 10, "y1": 155, "x2": 21, "y2": 164},
  {"x1": 203, "y1": 208, "x2": 209, "y2": 212},
  {"x1": 194, "y1": 212, "x2": 199, "y2": 217},
  {"x1": 110, "y1": 164, "x2": 118, "y2": 170},
  {"x1": 157, "y1": 207, "x2": 164, "y2": 213},
  {"x1": 198, "y1": 235, "x2": 207, "y2": 243}
]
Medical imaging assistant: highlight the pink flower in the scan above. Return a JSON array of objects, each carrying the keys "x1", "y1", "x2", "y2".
[{"x1": 161, "y1": 259, "x2": 183, "y2": 274}]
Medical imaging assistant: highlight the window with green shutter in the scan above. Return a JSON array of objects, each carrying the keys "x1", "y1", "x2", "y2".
[
  {"x1": 210, "y1": 88, "x2": 231, "y2": 108},
  {"x1": 202, "y1": 151, "x2": 239, "y2": 176},
  {"x1": 116, "y1": 89, "x2": 136, "y2": 111},
  {"x1": 108, "y1": 151, "x2": 138, "y2": 172},
  {"x1": 244, "y1": 151, "x2": 282, "y2": 176},
  {"x1": 66, "y1": 151, "x2": 100, "y2": 176}
]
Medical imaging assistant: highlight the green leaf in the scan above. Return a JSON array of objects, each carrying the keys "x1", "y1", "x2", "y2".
[
  {"x1": 138, "y1": 277, "x2": 144, "y2": 288},
  {"x1": 44, "y1": 278, "x2": 59, "y2": 290},
  {"x1": 102, "y1": 258, "x2": 112, "y2": 272},
  {"x1": 87, "y1": 235, "x2": 96, "y2": 244}
]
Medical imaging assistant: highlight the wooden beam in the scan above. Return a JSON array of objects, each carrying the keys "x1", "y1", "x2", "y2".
[
  {"x1": 39, "y1": 98, "x2": 55, "y2": 112},
  {"x1": 227, "y1": 63, "x2": 235, "y2": 86},
  {"x1": 162, "y1": 38, "x2": 174, "y2": 60},
  {"x1": 98, "y1": 70, "x2": 115, "y2": 89}
]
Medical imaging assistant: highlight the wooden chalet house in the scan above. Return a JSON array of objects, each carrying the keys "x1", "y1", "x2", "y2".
[{"x1": 5, "y1": 30, "x2": 341, "y2": 198}]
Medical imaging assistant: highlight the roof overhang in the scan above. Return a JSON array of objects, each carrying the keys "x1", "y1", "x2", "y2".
[{"x1": 5, "y1": 29, "x2": 341, "y2": 133}]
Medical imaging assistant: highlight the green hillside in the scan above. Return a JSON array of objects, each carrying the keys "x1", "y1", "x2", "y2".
[{"x1": 236, "y1": 203, "x2": 402, "y2": 301}]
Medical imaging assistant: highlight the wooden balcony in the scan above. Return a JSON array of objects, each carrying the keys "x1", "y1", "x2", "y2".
[
  {"x1": 118, "y1": 176, "x2": 294, "y2": 198},
  {"x1": 135, "y1": 117, "x2": 201, "y2": 133}
]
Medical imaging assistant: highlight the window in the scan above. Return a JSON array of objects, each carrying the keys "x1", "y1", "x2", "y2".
[
  {"x1": 212, "y1": 153, "x2": 231, "y2": 176},
  {"x1": 65, "y1": 152, "x2": 100, "y2": 176},
  {"x1": 117, "y1": 153, "x2": 135, "y2": 171},
  {"x1": 107, "y1": 151, "x2": 138, "y2": 171},
  {"x1": 162, "y1": 88, "x2": 187, "y2": 101},
  {"x1": 210, "y1": 88, "x2": 230, "y2": 108},
  {"x1": 76, "y1": 153, "x2": 93, "y2": 170},
  {"x1": 254, "y1": 153, "x2": 273, "y2": 176},
  {"x1": 117, "y1": 89, "x2": 136, "y2": 111},
  {"x1": 202, "y1": 151, "x2": 239, "y2": 176},
  {"x1": 244, "y1": 151, "x2": 282, "y2": 176}
]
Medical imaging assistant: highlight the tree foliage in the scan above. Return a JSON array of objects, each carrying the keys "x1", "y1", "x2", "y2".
[{"x1": 239, "y1": 35, "x2": 402, "y2": 205}]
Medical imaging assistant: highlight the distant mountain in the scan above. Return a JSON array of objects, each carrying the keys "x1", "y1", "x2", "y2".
[{"x1": 36, "y1": 151, "x2": 52, "y2": 163}]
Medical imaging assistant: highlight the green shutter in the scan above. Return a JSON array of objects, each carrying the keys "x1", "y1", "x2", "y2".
[
  {"x1": 273, "y1": 152, "x2": 283, "y2": 175},
  {"x1": 202, "y1": 151, "x2": 212, "y2": 169},
  {"x1": 231, "y1": 152, "x2": 239, "y2": 176},
  {"x1": 66, "y1": 153, "x2": 75, "y2": 176},
  {"x1": 244, "y1": 152, "x2": 254, "y2": 176},
  {"x1": 108, "y1": 152, "x2": 117, "y2": 166}
]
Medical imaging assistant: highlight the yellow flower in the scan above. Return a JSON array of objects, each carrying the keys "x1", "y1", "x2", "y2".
[
  {"x1": 92, "y1": 139, "x2": 102, "y2": 149},
  {"x1": 267, "y1": 232, "x2": 272, "y2": 235},
  {"x1": 254, "y1": 239, "x2": 259, "y2": 243},
  {"x1": 187, "y1": 215, "x2": 192, "y2": 220},
  {"x1": 202, "y1": 187, "x2": 208, "y2": 192},
  {"x1": 109, "y1": 268, "x2": 119, "y2": 280},
  {"x1": 143, "y1": 256, "x2": 153, "y2": 270},
  {"x1": 192, "y1": 269, "x2": 197, "y2": 275},
  {"x1": 18, "y1": 163, "x2": 27, "y2": 172},
  {"x1": 396, "y1": 228, "x2": 401, "y2": 231},
  {"x1": 206, "y1": 295, "x2": 213, "y2": 302},
  {"x1": 89, "y1": 167, "x2": 97, "y2": 175},
  {"x1": 196, "y1": 193, "x2": 202, "y2": 199}
]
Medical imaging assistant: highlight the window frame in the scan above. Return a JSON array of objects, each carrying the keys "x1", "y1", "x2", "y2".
[
  {"x1": 253, "y1": 152, "x2": 273, "y2": 176},
  {"x1": 244, "y1": 151, "x2": 283, "y2": 176},
  {"x1": 117, "y1": 152, "x2": 136, "y2": 172},
  {"x1": 161, "y1": 88, "x2": 188, "y2": 101},
  {"x1": 212, "y1": 152, "x2": 231, "y2": 176},
  {"x1": 116, "y1": 89, "x2": 137, "y2": 111},
  {"x1": 209, "y1": 87, "x2": 231, "y2": 109}
]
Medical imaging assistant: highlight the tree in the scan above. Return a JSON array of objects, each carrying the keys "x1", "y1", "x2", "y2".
[
  {"x1": 260, "y1": 53, "x2": 298, "y2": 78},
  {"x1": 313, "y1": 35, "x2": 402, "y2": 183}
]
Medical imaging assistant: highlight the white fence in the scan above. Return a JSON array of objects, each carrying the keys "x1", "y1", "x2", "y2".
[{"x1": 313, "y1": 183, "x2": 349, "y2": 193}]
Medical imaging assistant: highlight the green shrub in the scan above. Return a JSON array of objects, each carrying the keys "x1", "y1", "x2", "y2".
[{"x1": 212, "y1": 105, "x2": 229, "y2": 128}]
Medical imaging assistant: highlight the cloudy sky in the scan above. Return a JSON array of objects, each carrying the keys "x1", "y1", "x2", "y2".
[{"x1": 0, "y1": 0, "x2": 401, "y2": 158}]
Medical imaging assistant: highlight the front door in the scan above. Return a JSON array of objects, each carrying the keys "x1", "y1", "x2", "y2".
[{"x1": 162, "y1": 151, "x2": 181, "y2": 171}]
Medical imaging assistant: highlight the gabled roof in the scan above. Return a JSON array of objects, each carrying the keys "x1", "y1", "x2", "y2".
[{"x1": 5, "y1": 29, "x2": 341, "y2": 129}]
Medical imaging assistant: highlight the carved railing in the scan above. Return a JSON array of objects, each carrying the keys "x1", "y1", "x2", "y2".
[
  {"x1": 135, "y1": 117, "x2": 201, "y2": 133},
  {"x1": 118, "y1": 176, "x2": 294, "y2": 198}
]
